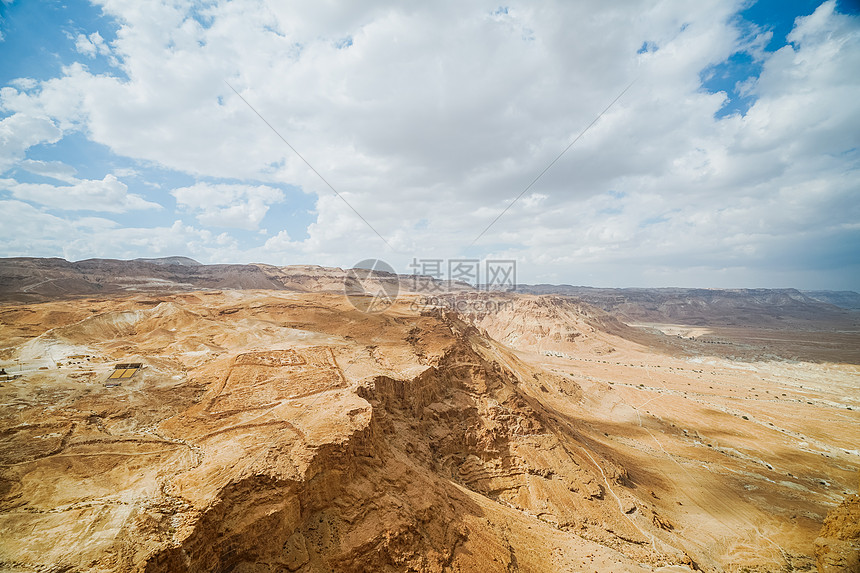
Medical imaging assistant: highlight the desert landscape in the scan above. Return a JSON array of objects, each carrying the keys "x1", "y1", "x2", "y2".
[
  {"x1": 0, "y1": 258, "x2": 857, "y2": 572},
  {"x1": 4, "y1": 0, "x2": 859, "y2": 570}
]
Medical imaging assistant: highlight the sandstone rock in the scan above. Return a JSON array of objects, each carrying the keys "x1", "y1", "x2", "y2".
[{"x1": 815, "y1": 495, "x2": 860, "y2": 573}]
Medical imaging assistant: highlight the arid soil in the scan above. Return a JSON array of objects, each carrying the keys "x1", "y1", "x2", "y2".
[{"x1": 0, "y1": 287, "x2": 857, "y2": 572}]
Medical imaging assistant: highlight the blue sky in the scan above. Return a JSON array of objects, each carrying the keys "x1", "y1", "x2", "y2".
[
  {"x1": 0, "y1": 0, "x2": 316, "y2": 248},
  {"x1": 699, "y1": 0, "x2": 846, "y2": 117},
  {"x1": 1, "y1": 0, "x2": 858, "y2": 289}
]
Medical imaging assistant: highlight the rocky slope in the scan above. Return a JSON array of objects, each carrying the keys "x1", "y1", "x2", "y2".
[
  {"x1": 814, "y1": 494, "x2": 860, "y2": 572},
  {"x1": 0, "y1": 280, "x2": 857, "y2": 571},
  {"x1": 0, "y1": 292, "x2": 704, "y2": 572},
  {"x1": 448, "y1": 292, "x2": 657, "y2": 355}
]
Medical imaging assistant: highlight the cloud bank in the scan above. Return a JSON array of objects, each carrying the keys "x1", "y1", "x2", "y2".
[{"x1": 0, "y1": 0, "x2": 858, "y2": 289}]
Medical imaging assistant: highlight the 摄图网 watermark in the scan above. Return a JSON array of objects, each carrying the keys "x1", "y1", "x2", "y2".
[
  {"x1": 344, "y1": 258, "x2": 517, "y2": 313},
  {"x1": 405, "y1": 258, "x2": 516, "y2": 292}
]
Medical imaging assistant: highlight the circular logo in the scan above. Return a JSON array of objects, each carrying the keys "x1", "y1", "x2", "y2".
[{"x1": 344, "y1": 258, "x2": 400, "y2": 313}]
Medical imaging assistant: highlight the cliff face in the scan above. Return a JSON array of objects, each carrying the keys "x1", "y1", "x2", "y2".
[
  {"x1": 814, "y1": 494, "x2": 860, "y2": 573},
  {"x1": 0, "y1": 292, "x2": 688, "y2": 572},
  {"x1": 1, "y1": 288, "x2": 857, "y2": 572},
  {"x1": 0, "y1": 293, "x2": 704, "y2": 572}
]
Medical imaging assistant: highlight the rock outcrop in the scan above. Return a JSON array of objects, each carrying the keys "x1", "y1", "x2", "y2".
[
  {"x1": 1, "y1": 286, "x2": 857, "y2": 572},
  {"x1": 815, "y1": 494, "x2": 860, "y2": 572}
]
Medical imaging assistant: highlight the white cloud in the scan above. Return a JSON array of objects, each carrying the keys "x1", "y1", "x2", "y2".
[
  {"x1": 0, "y1": 201, "x2": 229, "y2": 262},
  {"x1": 0, "y1": 200, "x2": 114, "y2": 258},
  {"x1": 171, "y1": 182, "x2": 284, "y2": 230},
  {"x1": 19, "y1": 159, "x2": 78, "y2": 183},
  {"x1": 0, "y1": 0, "x2": 857, "y2": 288},
  {"x1": 74, "y1": 31, "x2": 111, "y2": 58},
  {"x1": 111, "y1": 167, "x2": 140, "y2": 178},
  {"x1": 0, "y1": 114, "x2": 62, "y2": 173},
  {"x1": 9, "y1": 78, "x2": 38, "y2": 91},
  {"x1": 1, "y1": 174, "x2": 162, "y2": 212}
]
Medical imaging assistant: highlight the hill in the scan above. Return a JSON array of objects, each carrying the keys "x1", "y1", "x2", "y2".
[{"x1": 0, "y1": 258, "x2": 858, "y2": 571}]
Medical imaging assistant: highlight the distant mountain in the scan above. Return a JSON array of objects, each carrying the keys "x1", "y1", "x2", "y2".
[
  {"x1": 516, "y1": 285, "x2": 858, "y2": 329},
  {"x1": 0, "y1": 257, "x2": 469, "y2": 303},
  {"x1": 2, "y1": 257, "x2": 856, "y2": 332},
  {"x1": 802, "y1": 290, "x2": 860, "y2": 310},
  {"x1": 0, "y1": 257, "x2": 284, "y2": 303},
  {"x1": 133, "y1": 256, "x2": 201, "y2": 266}
]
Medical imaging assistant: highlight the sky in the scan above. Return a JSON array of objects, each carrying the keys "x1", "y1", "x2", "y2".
[{"x1": 0, "y1": 0, "x2": 858, "y2": 290}]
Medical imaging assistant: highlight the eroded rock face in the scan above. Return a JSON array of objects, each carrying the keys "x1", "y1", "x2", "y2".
[
  {"x1": 137, "y1": 314, "x2": 660, "y2": 572},
  {"x1": 1, "y1": 289, "x2": 857, "y2": 572},
  {"x1": 0, "y1": 293, "x2": 669, "y2": 572},
  {"x1": 814, "y1": 495, "x2": 860, "y2": 573}
]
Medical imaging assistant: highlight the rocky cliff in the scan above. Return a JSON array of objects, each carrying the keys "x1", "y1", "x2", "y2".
[{"x1": 1, "y1": 286, "x2": 856, "y2": 571}]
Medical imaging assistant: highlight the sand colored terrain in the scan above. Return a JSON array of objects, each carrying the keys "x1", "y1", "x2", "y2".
[{"x1": 0, "y1": 289, "x2": 857, "y2": 572}]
